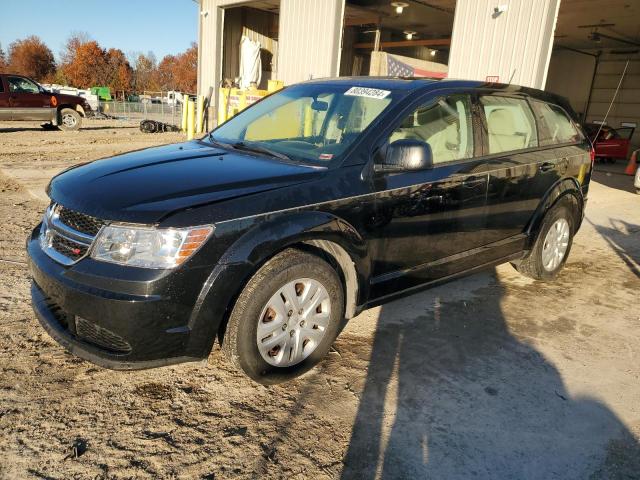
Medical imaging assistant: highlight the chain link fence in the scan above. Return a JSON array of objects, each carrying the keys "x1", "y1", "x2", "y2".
[{"x1": 92, "y1": 101, "x2": 184, "y2": 128}]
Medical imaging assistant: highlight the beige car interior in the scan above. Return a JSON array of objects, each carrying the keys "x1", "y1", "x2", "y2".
[
  {"x1": 486, "y1": 108, "x2": 530, "y2": 153},
  {"x1": 389, "y1": 98, "x2": 471, "y2": 164}
]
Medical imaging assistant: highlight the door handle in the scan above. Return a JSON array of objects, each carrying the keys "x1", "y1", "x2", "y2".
[{"x1": 539, "y1": 162, "x2": 555, "y2": 172}]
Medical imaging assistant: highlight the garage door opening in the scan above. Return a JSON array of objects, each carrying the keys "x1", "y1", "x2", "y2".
[
  {"x1": 221, "y1": 1, "x2": 280, "y2": 90},
  {"x1": 340, "y1": 0, "x2": 454, "y2": 78},
  {"x1": 546, "y1": 0, "x2": 640, "y2": 153}
]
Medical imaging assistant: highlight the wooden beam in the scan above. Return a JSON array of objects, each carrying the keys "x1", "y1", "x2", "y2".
[
  {"x1": 344, "y1": 16, "x2": 380, "y2": 26},
  {"x1": 354, "y1": 38, "x2": 451, "y2": 49}
]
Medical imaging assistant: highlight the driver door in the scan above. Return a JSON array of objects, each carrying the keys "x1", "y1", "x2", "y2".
[
  {"x1": 6, "y1": 75, "x2": 53, "y2": 121},
  {"x1": 367, "y1": 93, "x2": 490, "y2": 297}
]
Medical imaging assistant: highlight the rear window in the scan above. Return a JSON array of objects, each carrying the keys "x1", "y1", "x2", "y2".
[
  {"x1": 480, "y1": 96, "x2": 538, "y2": 155},
  {"x1": 531, "y1": 101, "x2": 582, "y2": 146}
]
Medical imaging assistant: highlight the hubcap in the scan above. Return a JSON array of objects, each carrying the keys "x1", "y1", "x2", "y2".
[
  {"x1": 257, "y1": 278, "x2": 331, "y2": 367},
  {"x1": 62, "y1": 113, "x2": 77, "y2": 127},
  {"x1": 541, "y1": 218, "x2": 570, "y2": 272}
]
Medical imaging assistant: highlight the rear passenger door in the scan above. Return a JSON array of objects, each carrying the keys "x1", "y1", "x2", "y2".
[{"x1": 480, "y1": 94, "x2": 560, "y2": 252}]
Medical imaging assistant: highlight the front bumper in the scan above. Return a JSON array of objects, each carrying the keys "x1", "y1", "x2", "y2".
[{"x1": 26, "y1": 226, "x2": 244, "y2": 370}]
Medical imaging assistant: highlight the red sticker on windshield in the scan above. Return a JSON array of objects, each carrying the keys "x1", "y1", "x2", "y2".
[{"x1": 319, "y1": 153, "x2": 333, "y2": 160}]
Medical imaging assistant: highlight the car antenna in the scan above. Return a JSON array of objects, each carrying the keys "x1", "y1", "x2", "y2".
[{"x1": 594, "y1": 59, "x2": 629, "y2": 140}]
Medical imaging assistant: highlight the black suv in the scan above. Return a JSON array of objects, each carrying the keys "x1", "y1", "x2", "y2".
[{"x1": 27, "y1": 78, "x2": 592, "y2": 383}]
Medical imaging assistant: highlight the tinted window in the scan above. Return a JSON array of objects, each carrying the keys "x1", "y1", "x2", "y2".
[
  {"x1": 8, "y1": 76, "x2": 40, "y2": 94},
  {"x1": 480, "y1": 96, "x2": 538, "y2": 154},
  {"x1": 389, "y1": 95, "x2": 474, "y2": 165},
  {"x1": 531, "y1": 101, "x2": 581, "y2": 146},
  {"x1": 0, "y1": 79, "x2": 4, "y2": 93}
]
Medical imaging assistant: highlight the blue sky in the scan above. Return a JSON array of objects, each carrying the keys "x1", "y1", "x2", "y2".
[{"x1": 0, "y1": 0, "x2": 199, "y2": 61}]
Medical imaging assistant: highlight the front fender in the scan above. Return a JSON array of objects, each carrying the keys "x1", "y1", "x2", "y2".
[
  {"x1": 525, "y1": 177, "x2": 584, "y2": 248},
  {"x1": 187, "y1": 211, "x2": 371, "y2": 356}
]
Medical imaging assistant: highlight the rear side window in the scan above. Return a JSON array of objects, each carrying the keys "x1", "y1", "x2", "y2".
[
  {"x1": 389, "y1": 94, "x2": 474, "y2": 165},
  {"x1": 0, "y1": 79, "x2": 4, "y2": 93},
  {"x1": 531, "y1": 101, "x2": 581, "y2": 146},
  {"x1": 480, "y1": 96, "x2": 538, "y2": 155}
]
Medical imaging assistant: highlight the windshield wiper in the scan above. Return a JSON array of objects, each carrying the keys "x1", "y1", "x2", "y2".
[{"x1": 229, "y1": 142, "x2": 291, "y2": 162}]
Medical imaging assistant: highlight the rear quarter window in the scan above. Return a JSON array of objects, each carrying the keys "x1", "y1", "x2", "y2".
[{"x1": 531, "y1": 101, "x2": 582, "y2": 146}]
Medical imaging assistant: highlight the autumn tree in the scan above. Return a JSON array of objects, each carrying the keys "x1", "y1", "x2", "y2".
[
  {"x1": 133, "y1": 52, "x2": 159, "y2": 92},
  {"x1": 61, "y1": 39, "x2": 109, "y2": 88},
  {"x1": 0, "y1": 43, "x2": 6, "y2": 72},
  {"x1": 7, "y1": 36, "x2": 55, "y2": 80},
  {"x1": 173, "y1": 43, "x2": 198, "y2": 93},
  {"x1": 155, "y1": 54, "x2": 176, "y2": 91},
  {"x1": 105, "y1": 48, "x2": 132, "y2": 96}
]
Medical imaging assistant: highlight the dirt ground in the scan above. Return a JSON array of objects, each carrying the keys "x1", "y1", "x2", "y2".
[{"x1": 0, "y1": 120, "x2": 638, "y2": 480}]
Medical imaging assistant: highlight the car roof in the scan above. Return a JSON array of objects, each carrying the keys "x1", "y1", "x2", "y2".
[{"x1": 301, "y1": 76, "x2": 554, "y2": 97}]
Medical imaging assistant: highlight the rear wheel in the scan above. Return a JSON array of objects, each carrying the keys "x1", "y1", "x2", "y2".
[
  {"x1": 59, "y1": 108, "x2": 82, "y2": 131},
  {"x1": 512, "y1": 203, "x2": 575, "y2": 281},
  {"x1": 222, "y1": 248, "x2": 344, "y2": 384}
]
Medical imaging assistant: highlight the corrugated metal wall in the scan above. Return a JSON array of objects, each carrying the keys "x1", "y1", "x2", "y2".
[
  {"x1": 448, "y1": 0, "x2": 561, "y2": 89},
  {"x1": 277, "y1": 0, "x2": 345, "y2": 85}
]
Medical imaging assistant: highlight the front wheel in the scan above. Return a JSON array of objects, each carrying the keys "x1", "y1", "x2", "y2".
[
  {"x1": 59, "y1": 108, "x2": 82, "y2": 131},
  {"x1": 512, "y1": 203, "x2": 575, "y2": 281},
  {"x1": 222, "y1": 248, "x2": 345, "y2": 384}
]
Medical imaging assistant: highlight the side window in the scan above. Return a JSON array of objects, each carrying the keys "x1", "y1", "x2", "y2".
[
  {"x1": 7, "y1": 76, "x2": 40, "y2": 94},
  {"x1": 389, "y1": 95, "x2": 474, "y2": 165},
  {"x1": 531, "y1": 101, "x2": 581, "y2": 146},
  {"x1": 480, "y1": 96, "x2": 538, "y2": 154},
  {"x1": 0, "y1": 79, "x2": 4, "y2": 93}
]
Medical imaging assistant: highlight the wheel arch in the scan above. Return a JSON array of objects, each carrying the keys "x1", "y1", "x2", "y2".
[
  {"x1": 189, "y1": 210, "x2": 370, "y2": 356},
  {"x1": 57, "y1": 104, "x2": 85, "y2": 118},
  {"x1": 525, "y1": 177, "x2": 584, "y2": 248}
]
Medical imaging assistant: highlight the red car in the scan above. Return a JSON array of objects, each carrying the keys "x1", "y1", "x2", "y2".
[
  {"x1": 0, "y1": 73, "x2": 92, "y2": 131},
  {"x1": 584, "y1": 123, "x2": 635, "y2": 163}
]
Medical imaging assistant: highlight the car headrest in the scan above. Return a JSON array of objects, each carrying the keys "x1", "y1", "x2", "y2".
[{"x1": 488, "y1": 108, "x2": 517, "y2": 136}]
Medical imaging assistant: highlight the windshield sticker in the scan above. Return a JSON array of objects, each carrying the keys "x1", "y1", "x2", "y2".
[
  {"x1": 319, "y1": 153, "x2": 334, "y2": 160},
  {"x1": 344, "y1": 87, "x2": 391, "y2": 99}
]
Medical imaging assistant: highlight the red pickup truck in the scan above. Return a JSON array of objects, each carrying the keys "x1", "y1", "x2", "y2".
[{"x1": 0, "y1": 73, "x2": 92, "y2": 131}]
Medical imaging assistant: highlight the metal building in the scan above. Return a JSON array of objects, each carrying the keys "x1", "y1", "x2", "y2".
[{"x1": 198, "y1": 0, "x2": 640, "y2": 149}]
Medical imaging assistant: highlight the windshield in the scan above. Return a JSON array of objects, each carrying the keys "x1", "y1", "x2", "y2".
[{"x1": 209, "y1": 84, "x2": 398, "y2": 165}]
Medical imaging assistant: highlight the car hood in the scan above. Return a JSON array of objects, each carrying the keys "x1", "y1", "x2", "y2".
[
  {"x1": 48, "y1": 141, "x2": 325, "y2": 224},
  {"x1": 53, "y1": 92, "x2": 86, "y2": 105}
]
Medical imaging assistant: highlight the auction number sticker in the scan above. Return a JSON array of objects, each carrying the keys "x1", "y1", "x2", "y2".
[{"x1": 344, "y1": 87, "x2": 391, "y2": 99}]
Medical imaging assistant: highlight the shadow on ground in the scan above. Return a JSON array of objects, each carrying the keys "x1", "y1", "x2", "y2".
[
  {"x1": 592, "y1": 162, "x2": 638, "y2": 194},
  {"x1": 338, "y1": 269, "x2": 639, "y2": 479},
  {"x1": 590, "y1": 219, "x2": 640, "y2": 279}
]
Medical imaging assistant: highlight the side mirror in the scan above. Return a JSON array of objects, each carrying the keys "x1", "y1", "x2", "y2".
[{"x1": 375, "y1": 139, "x2": 433, "y2": 173}]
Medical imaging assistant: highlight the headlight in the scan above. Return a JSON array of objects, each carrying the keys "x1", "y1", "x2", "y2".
[{"x1": 91, "y1": 224, "x2": 213, "y2": 268}]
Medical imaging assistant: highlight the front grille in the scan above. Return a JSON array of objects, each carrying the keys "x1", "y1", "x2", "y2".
[
  {"x1": 51, "y1": 235, "x2": 88, "y2": 261},
  {"x1": 76, "y1": 317, "x2": 132, "y2": 354},
  {"x1": 40, "y1": 203, "x2": 104, "y2": 265},
  {"x1": 58, "y1": 207, "x2": 103, "y2": 237}
]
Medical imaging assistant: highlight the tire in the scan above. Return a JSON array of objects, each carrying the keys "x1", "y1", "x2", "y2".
[
  {"x1": 222, "y1": 248, "x2": 345, "y2": 384},
  {"x1": 512, "y1": 202, "x2": 575, "y2": 281},
  {"x1": 58, "y1": 108, "x2": 82, "y2": 131}
]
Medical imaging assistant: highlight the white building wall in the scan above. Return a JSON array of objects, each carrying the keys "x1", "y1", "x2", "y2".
[
  {"x1": 448, "y1": 0, "x2": 561, "y2": 89},
  {"x1": 277, "y1": 0, "x2": 345, "y2": 85}
]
